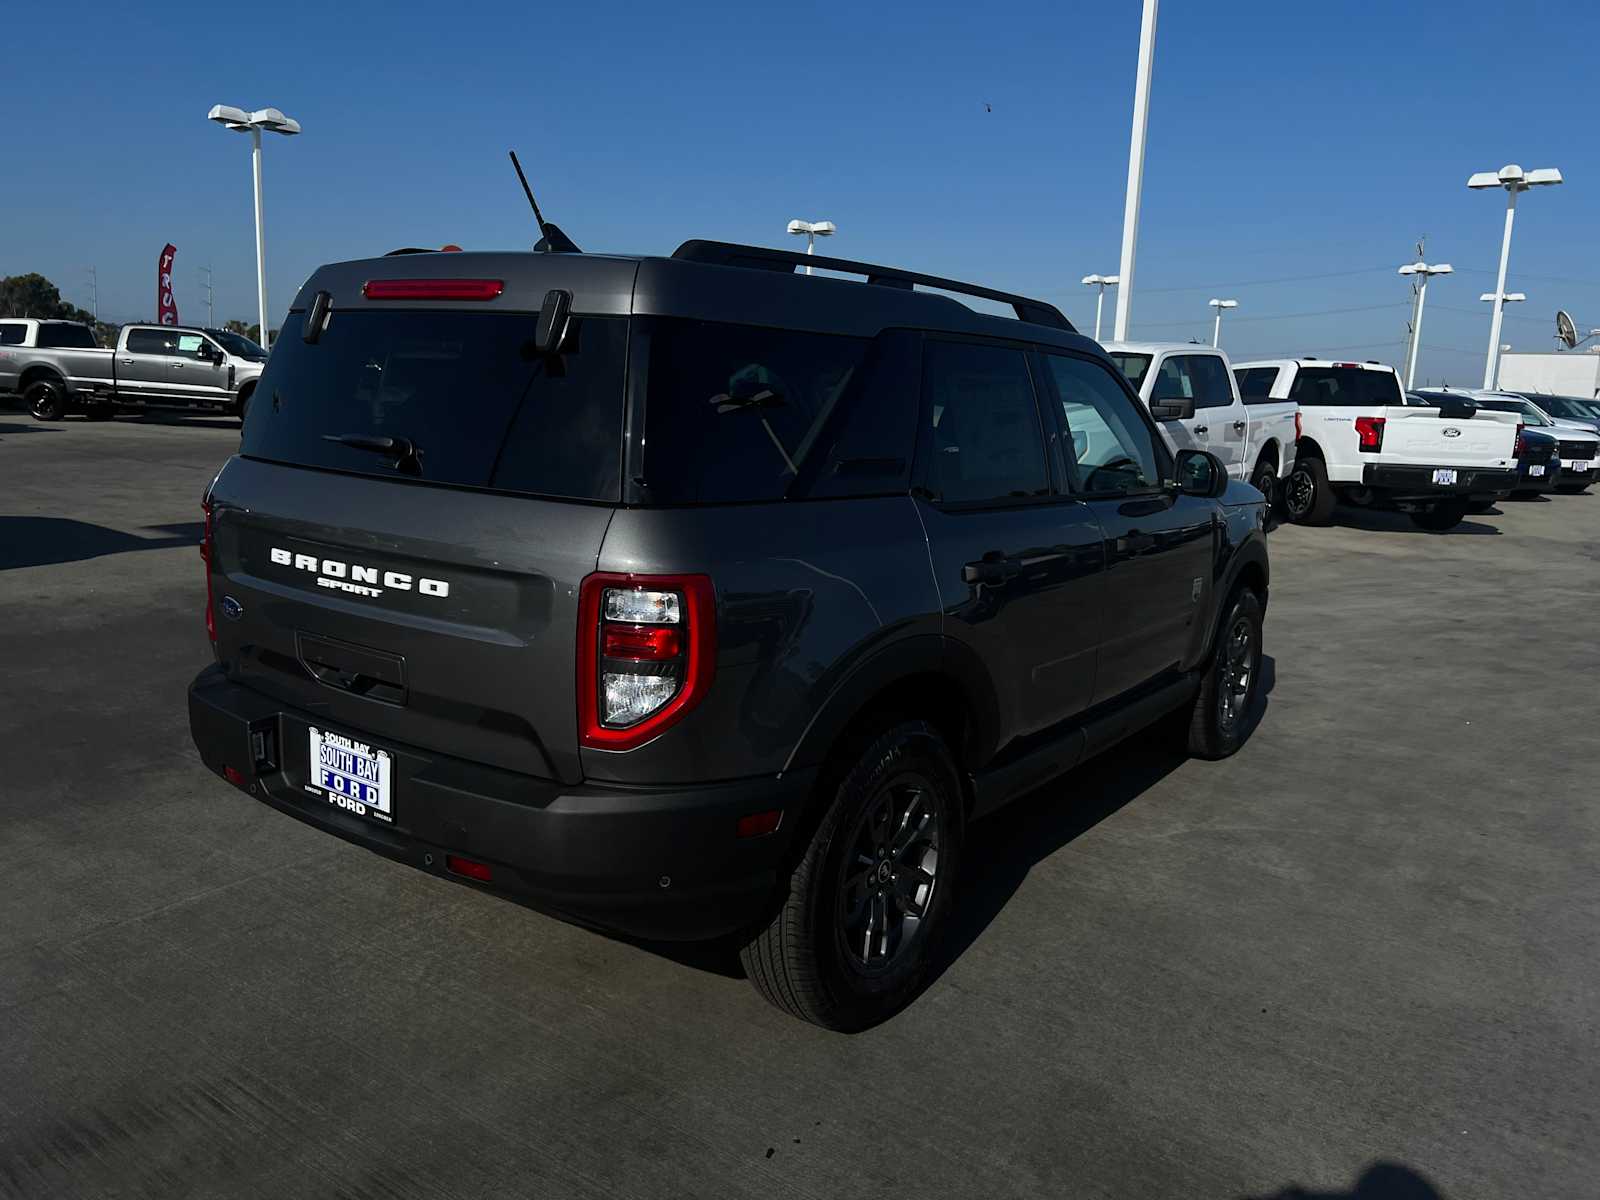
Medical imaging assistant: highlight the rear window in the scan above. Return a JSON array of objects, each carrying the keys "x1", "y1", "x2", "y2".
[
  {"x1": 1289, "y1": 366, "x2": 1403, "y2": 407},
  {"x1": 0, "y1": 323, "x2": 27, "y2": 346},
  {"x1": 1235, "y1": 366, "x2": 1278, "y2": 402},
  {"x1": 241, "y1": 310, "x2": 626, "y2": 501},
  {"x1": 1108, "y1": 353, "x2": 1152, "y2": 390},
  {"x1": 37, "y1": 323, "x2": 98, "y2": 349},
  {"x1": 637, "y1": 318, "x2": 917, "y2": 504}
]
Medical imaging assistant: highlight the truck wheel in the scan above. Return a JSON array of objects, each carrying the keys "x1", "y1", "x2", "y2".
[
  {"x1": 740, "y1": 721, "x2": 963, "y2": 1031},
  {"x1": 235, "y1": 386, "x2": 253, "y2": 424},
  {"x1": 1180, "y1": 587, "x2": 1264, "y2": 761},
  {"x1": 1249, "y1": 456, "x2": 1279, "y2": 526},
  {"x1": 1283, "y1": 455, "x2": 1334, "y2": 526},
  {"x1": 1409, "y1": 502, "x2": 1467, "y2": 531},
  {"x1": 25, "y1": 379, "x2": 67, "y2": 422}
]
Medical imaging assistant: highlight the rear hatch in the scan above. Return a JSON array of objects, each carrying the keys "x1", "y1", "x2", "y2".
[{"x1": 208, "y1": 253, "x2": 637, "y2": 785}]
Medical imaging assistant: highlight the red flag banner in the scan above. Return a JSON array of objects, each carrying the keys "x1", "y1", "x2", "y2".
[{"x1": 157, "y1": 244, "x2": 179, "y2": 325}]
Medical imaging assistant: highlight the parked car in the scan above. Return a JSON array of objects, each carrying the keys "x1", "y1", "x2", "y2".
[
  {"x1": 188, "y1": 240, "x2": 1271, "y2": 1031},
  {"x1": 0, "y1": 318, "x2": 265, "y2": 422},
  {"x1": 1422, "y1": 392, "x2": 1600, "y2": 493},
  {"x1": 1102, "y1": 342, "x2": 1297, "y2": 516},
  {"x1": 1504, "y1": 391, "x2": 1600, "y2": 438},
  {"x1": 1236, "y1": 359, "x2": 1518, "y2": 530}
]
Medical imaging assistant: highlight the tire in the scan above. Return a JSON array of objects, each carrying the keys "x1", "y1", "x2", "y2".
[
  {"x1": 1409, "y1": 501, "x2": 1467, "y2": 531},
  {"x1": 1282, "y1": 454, "x2": 1334, "y2": 526},
  {"x1": 86, "y1": 401, "x2": 115, "y2": 421},
  {"x1": 235, "y1": 385, "x2": 254, "y2": 424},
  {"x1": 25, "y1": 378, "x2": 67, "y2": 421},
  {"x1": 1249, "y1": 456, "x2": 1279, "y2": 527},
  {"x1": 740, "y1": 721, "x2": 963, "y2": 1031},
  {"x1": 1180, "y1": 588, "x2": 1264, "y2": 760}
]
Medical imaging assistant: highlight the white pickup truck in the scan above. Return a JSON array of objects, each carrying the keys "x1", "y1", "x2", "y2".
[
  {"x1": 1233, "y1": 358, "x2": 1519, "y2": 531},
  {"x1": 1104, "y1": 342, "x2": 1298, "y2": 516}
]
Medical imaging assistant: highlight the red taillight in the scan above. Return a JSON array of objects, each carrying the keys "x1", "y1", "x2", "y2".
[
  {"x1": 1355, "y1": 415, "x2": 1385, "y2": 452},
  {"x1": 736, "y1": 809, "x2": 784, "y2": 839},
  {"x1": 445, "y1": 854, "x2": 493, "y2": 882},
  {"x1": 201, "y1": 498, "x2": 216, "y2": 643},
  {"x1": 223, "y1": 766, "x2": 246, "y2": 787},
  {"x1": 1294, "y1": 410, "x2": 1303, "y2": 441},
  {"x1": 362, "y1": 278, "x2": 504, "y2": 301},
  {"x1": 1514, "y1": 422, "x2": 1525, "y2": 456},
  {"x1": 577, "y1": 573, "x2": 716, "y2": 751},
  {"x1": 602, "y1": 624, "x2": 683, "y2": 661}
]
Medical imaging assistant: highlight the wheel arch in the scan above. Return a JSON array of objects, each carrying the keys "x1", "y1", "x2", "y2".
[
  {"x1": 18, "y1": 364, "x2": 67, "y2": 394},
  {"x1": 1294, "y1": 435, "x2": 1327, "y2": 463}
]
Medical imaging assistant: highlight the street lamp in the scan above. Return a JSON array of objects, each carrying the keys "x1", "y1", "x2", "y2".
[
  {"x1": 208, "y1": 104, "x2": 301, "y2": 347},
  {"x1": 1081, "y1": 274, "x2": 1119, "y2": 341},
  {"x1": 1208, "y1": 298, "x2": 1238, "y2": 347},
  {"x1": 1397, "y1": 261, "x2": 1452, "y2": 389},
  {"x1": 1467, "y1": 163, "x2": 1561, "y2": 389},
  {"x1": 786, "y1": 219, "x2": 836, "y2": 276},
  {"x1": 1113, "y1": 0, "x2": 1160, "y2": 341},
  {"x1": 1479, "y1": 291, "x2": 1525, "y2": 386}
]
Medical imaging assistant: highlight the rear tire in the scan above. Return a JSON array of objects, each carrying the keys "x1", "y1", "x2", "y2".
[
  {"x1": 1410, "y1": 501, "x2": 1467, "y2": 531},
  {"x1": 1283, "y1": 454, "x2": 1334, "y2": 526},
  {"x1": 740, "y1": 721, "x2": 963, "y2": 1031},
  {"x1": 25, "y1": 378, "x2": 67, "y2": 421},
  {"x1": 1181, "y1": 588, "x2": 1264, "y2": 760}
]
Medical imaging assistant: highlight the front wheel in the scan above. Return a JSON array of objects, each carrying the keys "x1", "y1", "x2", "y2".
[
  {"x1": 1249, "y1": 457, "x2": 1279, "y2": 527},
  {"x1": 1180, "y1": 588, "x2": 1264, "y2": 760},
  {"x1": 1410, "y1": 501, "x2": 1467, "y2": 531},
  {"x1": 741, "y1": 721, "x2": 963, "y2": 1031},
  {"x1": 1283, "y1": 455, "x2": 1335, "y2": 526},
  {"x1": 26, "y1": 379, "x2": 67, "y2": 421}
]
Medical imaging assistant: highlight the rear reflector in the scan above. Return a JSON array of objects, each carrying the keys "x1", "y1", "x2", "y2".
[
  {"x1": 736, "y1": 809, "x2": 783, "y2": 839},
  {"x1": 362, "y1": 278, "x2": 504, "y2": 301},
  {"x1": 223, "y1": 766, "x2": 246, "y2": 787},
  {"x1": 445, "y1": 854, "x2": 493, "y2": 882}
]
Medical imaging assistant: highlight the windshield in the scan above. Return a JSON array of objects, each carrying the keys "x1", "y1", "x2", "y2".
[
  {"x1": 1476, "y1": 398, "x2": 1549, "y2": 425},
  {"x1": 241, "y1": 310, "x2": 627, "y2": 500},
  {"x1": 208, "y1": 329, "x2": 268, "y2": 360},
  {"x1": 1108, "y1": 353, "x2": 1153, "y2": 391}
]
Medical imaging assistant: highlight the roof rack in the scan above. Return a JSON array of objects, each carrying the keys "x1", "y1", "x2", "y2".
[{"x1": 671, "y1": 240, "x2": 1074, "y2": 331}]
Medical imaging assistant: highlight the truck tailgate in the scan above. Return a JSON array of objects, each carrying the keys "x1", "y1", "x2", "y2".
[{"x1": 1379, "y1": 407, "x2": 1515, "y2": 467}]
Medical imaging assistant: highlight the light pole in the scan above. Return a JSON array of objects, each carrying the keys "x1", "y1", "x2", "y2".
[
  {"x1": 1467, "y1": 163, "x2": 1561, "y2": 389},
  {"x1": 1208, "y1": 298, "x2": 1238, "y2": 347},
  {"x1": 1113, "y1": 0, "x2": 1159, "y2": 341},
  {"x1": 1397, "y1": 261, "x2": 1452, "y2": 389},
  {"x1": 208, "y1": 104, "x2": 301, "y2": 347},
  {"x1": 786, "y1": 219, "x2": 836, "y2": 275},
  {"x1": 1478, "y1": 292, "x2": 1525, "y2": 387},
  {"x1": 1081, "y1": 274, "x2": 1119, "y2": 341}
]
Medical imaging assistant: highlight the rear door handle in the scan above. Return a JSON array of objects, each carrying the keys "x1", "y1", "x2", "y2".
[
  {"x1": 962, "y1": 557, "x2": 1021, "y2": 585},
  {"x1": 1193, "y1": 425, "x2": 1209, "y2": 436},
  {"x1": 1232, "y1": 420, "x2": 1246, "y2": 432},
  {"x1": 120, "y1": 357, "x2": 134, "y2": 364},
  {"x1": 172, "y1": 363, "x2": 185, "y2": 369}
]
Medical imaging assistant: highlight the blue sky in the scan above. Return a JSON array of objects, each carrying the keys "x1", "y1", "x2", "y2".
[{"x1": 6, "y1": 0, "x2": 1593, "y2": 383}]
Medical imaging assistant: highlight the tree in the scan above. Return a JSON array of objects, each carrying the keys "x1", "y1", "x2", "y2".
[{"x1": 0, "y1": 272, "x2": 119, "y2": 346}]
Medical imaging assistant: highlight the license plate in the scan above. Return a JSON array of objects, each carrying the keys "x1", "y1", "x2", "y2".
[
  {"x1": 1572, "y1": 461, "x2": 1593, "y2": 473},
  {"x1": 307, "y1": 726, "x2": 393, "y2": 822},
  {"x1": 1528, "y1": 464, "x2": 1545, "y2": 477},
  {"x1": 1432, "y1": 468, "x2": 1458, "y2": 485}
]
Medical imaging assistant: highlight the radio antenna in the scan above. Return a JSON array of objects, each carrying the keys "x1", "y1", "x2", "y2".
[{"x1": 509, "y1": 150, "x2": 581, "y2": 254}]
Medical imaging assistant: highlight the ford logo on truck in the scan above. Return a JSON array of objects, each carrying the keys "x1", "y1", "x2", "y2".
[
  {"x1": 269, "y1": 547, "x2": 451, "y2": 599},
  {"x1": 1443, "y1": 427, "x2": 1462, "y2": 438}
]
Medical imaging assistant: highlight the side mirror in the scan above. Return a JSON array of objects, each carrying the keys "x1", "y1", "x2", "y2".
[
  {"x1": 1149, "y1": 394, "x2": 1195, "y2": 421},
  {"x1": 1175, "y1": 448, "x2": 1228, "y2": 498}
]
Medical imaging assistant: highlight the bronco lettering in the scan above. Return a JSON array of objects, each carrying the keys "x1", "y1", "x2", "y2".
[{"x1": 269, "y1": 546, "x2": 450, "y2": 598}]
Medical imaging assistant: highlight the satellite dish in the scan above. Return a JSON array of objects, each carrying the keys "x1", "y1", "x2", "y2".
[{"x1": 1557, "y1": 310, "x2": 1578, "y2": 349}]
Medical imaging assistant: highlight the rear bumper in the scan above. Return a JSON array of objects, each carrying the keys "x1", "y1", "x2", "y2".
[
  {"x1": 188, "y1": 666, "x2": 814, "y2": 942},
  {"x1": 1514, "y1": 461, "x2": 1560, "y2": 493},
  {"x1": 1558, "y1": 464, "x2": 1596, "y2": 487},
  {"x1": 1361, "y1": 463, "x2": 1518, "y2": 500}
]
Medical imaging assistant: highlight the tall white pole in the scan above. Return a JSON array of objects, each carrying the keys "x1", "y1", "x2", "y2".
[
  {"x1": 1402, "y1": 281, "x2": 1421, "y2": 388},
  {"x1": 805, "y1": 232, "x2": 814, "y2": 276},
  {"x1": 1482, "y1": 187, "x2": 1518, "y2": 389},
  {"x1": 1407, "y1": 275, "x2": 1432, "y2": 390},
  {"x1": 1211, "y1": 310, "x2": 1222, "y2": 347},
  {"x1": 1113, "y1": 0, "x2": 1158, "y2": 342},
  {"x1": 1093, "y1": 287, "x2": 1106, "y2": 341},
  {"x1": 251, "y1": 127, "x2": 269, "y2": 347}
]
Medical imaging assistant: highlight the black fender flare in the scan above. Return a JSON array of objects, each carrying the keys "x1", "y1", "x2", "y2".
[{"x1": 1203, "y1": 529, "x2": 1270, "y2": 661}]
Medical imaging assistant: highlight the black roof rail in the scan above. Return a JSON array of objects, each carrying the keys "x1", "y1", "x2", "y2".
[{"x1": 671, "y1": 240, "x2": 1074, "y2": 332}]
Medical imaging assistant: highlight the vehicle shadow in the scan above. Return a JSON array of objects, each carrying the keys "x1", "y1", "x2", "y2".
[
  {"x1": 1246, "y1": 1160, "x2": 1448, "y2": 1199},
  {"x1": 0, "y1": 517, "x2": 204, "y2": 571},
  {"x1": 1329, "y1": 507, "x2": 1501, "y2": 535},
  {"x1": 0, "y1": 421, "x2": 58, "y2": 437},
  {"x1": 125, "y1": 410, "x2": 240, "y2": 429}
]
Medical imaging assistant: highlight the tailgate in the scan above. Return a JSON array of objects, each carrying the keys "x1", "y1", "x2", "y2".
[
  {"x1": 1379, "y1": 407, "x2": 1515, "y2": 467},
  {"x1": 210, "y1": 458, "x2": 609, "y2": 785}
]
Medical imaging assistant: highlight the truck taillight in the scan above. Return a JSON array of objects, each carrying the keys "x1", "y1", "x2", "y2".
[
  {"x1": 201, "y1": 498, "x2": 216, "y2": 643},
  {"x1": 1355, "y1": 415, "x2": 1385, "y2": 453},
  {"x1": 1514, "y1": 422, "x2": 1525, "y2": 456},
  {"x1": 577, "y1": 573, "x2": 716, "y2": 751},
  {"x1": 1294, "y1": 410, "x2": 1302, "y2": 441}
]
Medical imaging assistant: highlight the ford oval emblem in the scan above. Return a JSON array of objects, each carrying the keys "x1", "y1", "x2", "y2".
[
  {"x1": 1443, "y1": 427, "x2": 1462, "y2": 437},
  {"x1": 220, "y1": 595, "x2": 245, "y2": 621}
]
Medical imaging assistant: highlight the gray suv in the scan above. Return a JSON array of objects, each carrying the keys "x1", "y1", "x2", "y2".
[{"x1": 188, "y1": 240, "x2": 1270, "y2": 1029}]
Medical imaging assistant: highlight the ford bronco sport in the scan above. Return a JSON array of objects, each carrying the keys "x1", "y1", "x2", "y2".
[{"x1": 189, "y1": 239, "x2": 1270, "y2": 1029}]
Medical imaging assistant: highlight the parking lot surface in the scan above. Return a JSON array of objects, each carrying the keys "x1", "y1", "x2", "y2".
[{"x1": 2, "y1": 413, "x2": 1596, "y2": 1199}]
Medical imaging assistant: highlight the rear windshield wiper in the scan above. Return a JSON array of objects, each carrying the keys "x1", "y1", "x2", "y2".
[{"x1": 322, "y1": 433, "x2": 423, "y2": 475}]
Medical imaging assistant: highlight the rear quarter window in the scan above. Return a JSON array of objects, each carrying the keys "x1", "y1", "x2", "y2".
[
  {"x1": 37, "y1": 324, "x2": 99, "y2": 349},
  {"x1": 0, "y1": 323, "x2": 27, "y2": 346},
  {"x1": 1235, "y1": 367, "x2": 1279, "y2": 403},
  {"x1": 241, "y1": 310, "x2": 626, "y2": 501}
]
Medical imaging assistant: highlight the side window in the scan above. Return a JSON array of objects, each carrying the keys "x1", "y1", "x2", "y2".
[
  {"x1": 1184, "y1": 355, "x2": 1234, "y2": 409},
  {"x1": 920, "y1": 340, "x2": 1049, "y2": 504},
  {"x1": 0, "y1": 323, "x2": 27, "y2": 346},
  {"x1": 174, "y1": 333, "x2": 210, "y2": 359},
  {"x1": 1043, "y1": 354, "x2": 1162, "y2": 496},
  {"x1": 1149, "y1": 356, "x2": 1193, "y2": 404},
  {"x1": 1236, "y1": 367, "x2": 1277, "y2": 402},
  {"x1": 126, "y1": 329, "x2": 174, "y2": 356}
]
